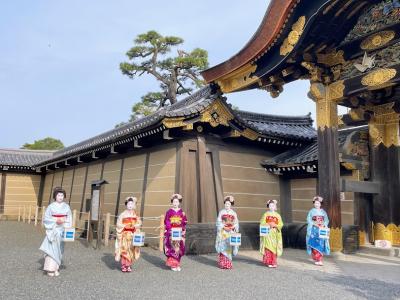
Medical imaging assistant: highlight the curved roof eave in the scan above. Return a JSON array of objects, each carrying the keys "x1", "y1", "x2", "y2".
[{"x1": 201, "y1": 0, "x2": 298, "y2": 83}]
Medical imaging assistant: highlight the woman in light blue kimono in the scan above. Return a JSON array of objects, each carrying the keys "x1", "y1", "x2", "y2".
[
  {"x1": 215, "y1": 196, "x2": 239, "y2": 269},
  {"x1": 39, "y1": 187, "x2": 72, "y2": 277},
  {"x1": 306, "y1": 196, "x2": 330, "y2": 266}
]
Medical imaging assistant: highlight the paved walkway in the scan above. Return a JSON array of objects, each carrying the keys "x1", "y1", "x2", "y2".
[{"x1": 1, "y1": 221, "x2": 399, "y2": 300}]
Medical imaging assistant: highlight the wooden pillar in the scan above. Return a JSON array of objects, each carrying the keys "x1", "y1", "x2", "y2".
[
  {"x1": 34, "y1": 206, "x2": 39, "y2": 226},
  {"x1": 310, "y1": 81, "x2": 344, "y2": 252},
  {"x1": 104, "y1": 212, "x2": 111, "y2": 246},
  {"x1": 72, "y1": 209, "x2": 77, "y2": 228},
  {"x1": 159, "y1": 214, "x2": 165, "y2": 252},
  {"x1": 368, "y1": 103, "x2": 400, "y2": 246},
  {"x1": 41, "y1": 206, "x2": 46, "y2": 226},
  {"x1": 0, "y1": 173, "x2": 6, "y2": 214}
]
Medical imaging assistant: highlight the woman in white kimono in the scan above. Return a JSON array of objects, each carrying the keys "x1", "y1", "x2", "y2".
[
  {"x1": 39, "y1": 187, "x2": 72, "y2": 277},
  {"x1": 215, "y1": 196, "x2": 239, "y2": 269}
]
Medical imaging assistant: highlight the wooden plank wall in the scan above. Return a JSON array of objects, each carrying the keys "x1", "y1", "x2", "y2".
[
  {"x1": 142, "y1": 147, "x2": 176, "y2": 229},
  {"x1": 219, "y1": 150, "x2": 280, "y2": 222},
  {"x1": 83, "y1": 163, "x2": 103, "y2": 210},
  {"x1": 62, "y1": 169, "x2": 74, "y2": 204},
  {"x1": 52, "y1": 170, "x2": 63, "y2": 190},
  {"x1": 42, "y1": 172, "x2": 54, "y2": 203},
  {"x1": 69, "y1": 166, "x2": 86, "y2": 213},
  {"x1": 118, "y1": 154, "x2": 146, "y2": 219},
  {"x1": 102, "y1": 159, "x2": 122, "y2": 216},
  {"x1": 291, "y1": 178, "x2": 317, "y2": 223},
  {"x1": 3, "y1": 174, "x2": 41, "y2": 215},
  {"x1": 33, "y1": 145, "x2": 176, "y2": 231},
  {"x1": 290, "y1": 177, "x2": 354, "y2": 225}
]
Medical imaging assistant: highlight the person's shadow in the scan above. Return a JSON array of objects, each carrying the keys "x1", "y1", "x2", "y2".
[
  {"x1": 101, "y1": 253, "x2": 118, "y2": 270},
  {"x1": 140, "y1": 251, "x2": 170, "y2": 270},
  {"x1": 187, "y1": 254, "x2": 216, "y2": 267}
]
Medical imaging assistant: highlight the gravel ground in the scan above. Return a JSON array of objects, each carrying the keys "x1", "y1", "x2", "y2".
[{"x1": 1, "y1": 221, "x2": 399, "y2": 300}]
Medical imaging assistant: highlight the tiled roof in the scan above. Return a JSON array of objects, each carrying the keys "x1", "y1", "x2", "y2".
[
  {"x1": 1, "y1": 85, "x2": 317, "y2": 169},
  {"x1": 0, "y1": 148, "x2": 54, "y2": 167},
  {"x1": 262, "y1": 126, "x2": 367, "y2": 167},
  {"x1": 234, "y1": 110, "x2": 316, "y2": 141}
]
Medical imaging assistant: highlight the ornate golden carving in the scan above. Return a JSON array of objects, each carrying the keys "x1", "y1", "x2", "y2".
[
  {"x1": 310, "y1": 81, "x2": 344, "y2": 130},
  {"x1": 241, "y1": 128, "x2": 258, "y2": 141},
  {"x1": 361, "y1": 68, "x2": 397, "y2": 89},
  {"x1": 216, "y1": 63, "x2": 258, "y2": 93},
  {"x1": 200, "y1": 99, "x2": 234, "y2": 127},
  {"x1": 359, "y1": 230, "x2": 366, "y2": 246},
  {"x1": 228, "y1": 129, "x2": 258, "y2": 140},
  {"x1": 360, "y1": 31, "x2": 395, "y2": 51},
  {"x1": 229, "y1": 130, "x2": 241, "y2": 138},
  {"x1": 182, "y1": 124, "x2": 193, "y2": 131},
  {"x1": 342, "y1": 162, "x2": 357, "y2": 170},
  {"x1": 368, "y1": 103, "x2": 400, "y2": 147},
  {"x1": 338, "y1": 115, "x2": 344, "y2": 127},
  {"x1": 317, "y1": 50, "x2": 346, "y2": 67},
  {"x1": 162, "y1": 117, "x2": 186, "y2": 129},
  {"x1": 280, "y1": 16, "x2": 306, "y2": 56},
  {"x1": 330, "y1": 227, "x2": 343, "y2": 252},
  {"x1": 301, "y1": 62, "x2": 320, "y2": 82},
  {"x1": 373, "y1": 223, "x2": 400, "y2": 246}
]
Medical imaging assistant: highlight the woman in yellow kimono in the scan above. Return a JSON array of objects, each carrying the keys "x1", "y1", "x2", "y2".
[
  {"x1": 259, "y1": 199, "x2": 283, "y2": 268},
  {"x1": 115, "y1": 197, "x2": 142, "y2": 272}
]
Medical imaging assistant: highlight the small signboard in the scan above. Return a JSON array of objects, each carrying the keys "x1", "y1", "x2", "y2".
[
  {"x1": 260, "y1": 225, "x2": 270, "y2": 236},
  {"x1": 132, "y1": 232, "x2": 145, "y2": 246},
  {"x1": 318, "y1": 227, "x2": 330, "y2": 239},
  {"x1": 171, "y1": 227, "x2": 182, "y2": 241},
  {"x1": 230, "y1": 233, "x2": 241, "y2": 246},
  {"x1": 63, "y1": 228, "x2": 75, "y2": 242},
  {"x1": 91, "y1": 189, "x2": 100, "y2": 221}
]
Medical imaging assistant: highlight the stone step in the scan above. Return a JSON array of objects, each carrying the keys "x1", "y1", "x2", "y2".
[{"x1": 358, "y1": 245, "x2": 400, "y2": 258}]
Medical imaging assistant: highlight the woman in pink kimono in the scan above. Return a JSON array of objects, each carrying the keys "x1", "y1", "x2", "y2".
[{"x1": 164, "y1": 194, "x2": 187, "y2": 272}]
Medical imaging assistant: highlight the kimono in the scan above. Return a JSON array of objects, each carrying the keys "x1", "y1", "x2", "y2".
[
  {"x1": 39, "y1": 201, "x2": 72, "y2": 272},
  {"x1": 164, "y1": 208, "x2": 187, "y2": 268},
  {"x1": 259, "y1": 211, "x2": 283, "y2": 267},
  {"x1": 215, "y1": 209, "x2": 239, "y2": 269},
  {"x1": 115, "y1": 209, "x2": 141, "y2": 271},
  {"x1": 306, "y1": 208, "x2": 330, "y2": 262}
]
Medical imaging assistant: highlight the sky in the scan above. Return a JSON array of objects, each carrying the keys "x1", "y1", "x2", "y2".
[{"x1": 0, "y1": 0, "x2": 347, "y2": 149}]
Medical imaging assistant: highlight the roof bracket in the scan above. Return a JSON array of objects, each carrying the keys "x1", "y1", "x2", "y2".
[
  {"x1": 163, "y1": 130, "x2": 173, "y2": 140},
  {"x1": 110, "y1": 145, "x2": 117, "y2": 154},
  {"x1": 134, "y1": 140, "x2": 142, "y2": 148}
]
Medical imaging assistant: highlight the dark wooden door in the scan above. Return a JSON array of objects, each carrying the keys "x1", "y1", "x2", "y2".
[{"x1": 180, "y1": 137, "x2": 221, "y2": 223}]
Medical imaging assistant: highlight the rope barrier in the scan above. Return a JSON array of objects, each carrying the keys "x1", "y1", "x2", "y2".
[{"x1": 1, "y1": 205, "x2": 165, "y2": 251}]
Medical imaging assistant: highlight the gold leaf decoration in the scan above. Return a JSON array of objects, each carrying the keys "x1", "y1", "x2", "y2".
[
  {"x1": 280, "y1": 16, "x2": 306, "y2": 56},
  {"x1": 374, "y1": 223, "x2": 400, "y2": 246},
  {"x1": 216, "y1": 63, "x2": 258, "y2": 93},
  {"x1": 330, "y1": 227, "x2": 343, "y2": 252},
  {"x1": 317, "y1": 50, "x2": 346, "y2": 67},
  {"x1": 361, "y1": 68, "x2": 396, "y2": 88},
  {"x1": 360, "y1": 31, "x2": 395, "y2": 50}
]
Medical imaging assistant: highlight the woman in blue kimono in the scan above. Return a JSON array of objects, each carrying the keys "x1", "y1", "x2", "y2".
[
  {"x1": 215, "y1": 196, "x2": 239, "y2": 269},
  {"x1": 306, "y1": 196, "x2": 330, "y2": 266},
  {"x1": 39, "y1": 187, "x2": 72, "y2": 277}
]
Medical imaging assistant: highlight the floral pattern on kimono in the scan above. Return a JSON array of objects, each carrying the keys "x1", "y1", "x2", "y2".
[
  {"x1": 164, "y1": 208, "x2": 187, "y2": 263},
  {"x1": 115, "y1": 210, "x2": 141, "y2": 265},
  {"x1": 306, "y1": 208, "x2": 330, "y2": 256},
  {"x1": 215, "y1": 209, "x2": 239, "y2": 261},
  {"x1": 259, "y1": 211, "x2": 283, "y2": 256}
]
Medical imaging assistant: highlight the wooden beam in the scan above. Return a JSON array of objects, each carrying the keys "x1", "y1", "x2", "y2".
[{"x1": 341, "y1": 179, "x2": 380, "y2": 194}]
